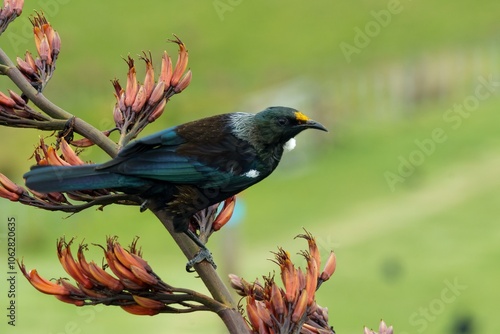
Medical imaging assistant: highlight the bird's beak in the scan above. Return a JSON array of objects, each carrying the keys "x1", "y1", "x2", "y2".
[{"x1": 302, "y1": 119, "x2": 328, "y2": 132}]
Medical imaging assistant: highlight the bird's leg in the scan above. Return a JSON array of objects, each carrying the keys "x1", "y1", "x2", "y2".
[{"x1": 184, "y1": 229, "x2": 217, "y2": 272}]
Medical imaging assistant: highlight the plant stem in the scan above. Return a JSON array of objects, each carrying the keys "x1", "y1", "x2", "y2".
[
  {"x1": 0, "y1": 48, "x2": 119, "y2": 157},
  {"x1": 151, "y1": 205, "x2": 251, "y2": 334}
]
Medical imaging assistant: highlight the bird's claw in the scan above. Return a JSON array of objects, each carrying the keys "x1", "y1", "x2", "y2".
[{"x1": 185, "y1": 248, "x2": 217, "y2": 272}]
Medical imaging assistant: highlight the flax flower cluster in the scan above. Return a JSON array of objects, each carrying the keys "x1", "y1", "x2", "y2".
[
  {"x1": 19, "y1": 237, "x2": 212, "y2": 315},
  {"x1": 112, "y1": 36, "x2": 192, "y2": 146},
  {"x1": 16, "y1": 12, "x2": 61, "y2": 92},
  {"x1": 0, "y1": 0, "x2": 23, "y2": 34},
  {"x1": 229, "y1": 231, "x2": 337, "y2": 334},
  {"x1": 0, "y1": 138, "x2": 139, "y2": 211}
]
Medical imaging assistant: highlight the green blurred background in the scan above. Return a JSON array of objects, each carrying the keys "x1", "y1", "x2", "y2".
[{"x1": 1, "y1": 0, "x2": 500, "y2": 333}]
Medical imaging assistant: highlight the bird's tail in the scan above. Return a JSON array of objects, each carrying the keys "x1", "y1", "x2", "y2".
[{"x1": 23, "y1": 164, "x2": 149, "y2": 193}]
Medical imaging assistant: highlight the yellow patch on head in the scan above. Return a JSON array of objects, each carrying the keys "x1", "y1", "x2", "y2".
[{"x1": 294, "y1": 111, "x2": 310, "y2": 123}]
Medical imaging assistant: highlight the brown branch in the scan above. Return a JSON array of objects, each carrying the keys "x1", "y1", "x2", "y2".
[
  {"x1": 149, "y1": 203, "x2": 251, "y2": 334},
  {"x1": 0, "y1": 49, "x2": 119, "y2": 157}
]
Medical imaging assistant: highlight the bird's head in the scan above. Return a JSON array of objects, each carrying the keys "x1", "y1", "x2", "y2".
[{"x1": 253, "y1": 106, "x2": 327, "y2": 146}]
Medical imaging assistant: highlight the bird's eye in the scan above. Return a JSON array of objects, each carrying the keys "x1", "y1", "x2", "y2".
[{"x1": 277, "y1": 117, "x2": 288, "y2": 126}]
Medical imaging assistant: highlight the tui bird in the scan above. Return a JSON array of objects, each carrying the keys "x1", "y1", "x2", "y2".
[{"x1": 24, "y1": 106, "x2": 327, "y2": 269}]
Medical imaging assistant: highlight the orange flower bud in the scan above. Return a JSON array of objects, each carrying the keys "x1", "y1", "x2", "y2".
[
  {"x1": 60, "y1": 138, "x2": 84, "y2": 165},
  {"x1": 246, "y1": 297, "x2": 264, "y2": 330},
  {"x1": 10, "y1": 0, "x2": 24, "y2": 16},
  {"x1": 255, "y1": 300, "x2": 273, "y2": 327},
  {"x1": 170, "y1": 38, "x2": 188, "y2": 86},
  {"x1": 270, "y1": 282, "x2": 285, "y2": 316},
  {"x1": 0, "y1": 173, "x2": 24, "y2": 195},
  {"x1": 0, "y1": 91, "x2": 16, "y2": 107},
  {"x1": 173, "y1": 69, "x2": 192, "y2": 94},
  {"x1": 52, "y1": 31, "x2": 61, "y2": 55},
  {"x1": 148, "y1": 81, "x2": 165, "y2": 106},
  {"x1": 8, "y1": 89, "x2": 26, "y2": 106},
  {"x1": 39, "y1": 35, "x2": 52, "y2": 64},
  {"x1": 23, "y1": 268, "x2": 70, "y2": 296},
  {"x1": 113, "y1": 240, "x2": 145, "y2": 269},
  {"x1": 132, "y1": 295, "x2": 164, "y2": 309},
  {"x1": 319, "y1": 251, "x2": 336, "y2": 283},
  {"x1": 24, "y1": 51, "x2": 37, "y2": 71},
  {"x1": 212, "y1": 196, "x2": 235, "y2": 231},
  {"x1": 87, "y1": 261, "x2": 123, "y2": 292},
  {"x1": 131, "y1": 85, "x2": 147, "y2": 113},
  {"x1": 45, "y1": 146, "x2": 70, "y2": 166},
  {"x1": 57, "y1": 240, "x2": 93, "y2": 289},
  {"x1": 147, "y1": 98, "x2": 166, "y2": 122},
  {"x1": 142, "y1": 55, "x2": 155, "y2": 99},
  {"x1": 55, "y1": 294, "x2": 85, "y2": 306},
  {"x1": 112, "y1": 259, "x2": 145, "y2": 289},
  {"x1": 124, "y1": 57, "x2": 138, "y2": 107},
  {"x1": 16, "y1": 57, "x2": 36, "y2": 76},
  {"x1": 121, "y1": 304, "x2": 160, "y2": 316},
  {"x1": 0, "y1": 186, "x2": 19, "y2": 201},
  {"x1": 305, "y1": 256, "x2": 318, "y2": 305},
  {"x1": 113, "y1": 105, "x2": 124, "y2": 128},
  {"x1": 130, "y1": 265, "x2": 158, "y2": 286},
  {"x1": 291, "y1": 289, "x2": 308, "y2": 323},
  {"x1": 160, "y1": 51, "x2": 173, "y2": 88}
]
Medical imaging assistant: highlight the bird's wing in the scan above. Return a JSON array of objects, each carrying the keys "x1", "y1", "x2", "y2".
[{"x1": 98, "y1": 126, "x2": 265, "y2": 192}]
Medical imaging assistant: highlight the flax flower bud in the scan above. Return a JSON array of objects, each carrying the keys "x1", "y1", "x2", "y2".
[
  {"x1": 170, "y1": 38, "x2": 188, "y2": 86},
  {"x1": 160, "y1": 51, "x2": 173, "y2": 87},
  {"x1": 173, "y1": 69, "x2": 192, "y2": 94}
]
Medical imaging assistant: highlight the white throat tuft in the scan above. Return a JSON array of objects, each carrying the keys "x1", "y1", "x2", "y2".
[{"x1": 283, "y1": 138, "x2": 296, "y2": 152}]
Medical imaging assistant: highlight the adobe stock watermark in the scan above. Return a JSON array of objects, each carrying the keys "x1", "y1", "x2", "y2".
[
  {"x1": 5, "y1": 0, "x2": 71, "y2": 53},
  {"x1": 213, "y1": 0, "x2": 243, "y2": 21},
  {"x1": 339, "y1": 0, "x2": 406, "y2": 63},
  {"x1": 384, "y1": 74, "x2": 500, "y2": 192},
  {"x1": 407, "y1": 277, "x2": 467, "y2": 333}
]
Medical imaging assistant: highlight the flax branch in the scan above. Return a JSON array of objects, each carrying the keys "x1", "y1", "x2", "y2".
[{"x1": 0, "y1": 49, "x2": 119, "y2": 157}]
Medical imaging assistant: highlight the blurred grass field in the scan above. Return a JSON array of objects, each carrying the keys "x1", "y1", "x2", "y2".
[{"x1": 1, "y1": 1, "x2": 500, "y2": 333}]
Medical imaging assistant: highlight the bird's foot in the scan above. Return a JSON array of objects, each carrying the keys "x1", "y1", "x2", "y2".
[{"x1": 186, "y1": 248, "x2": 217, "y2": 272}]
